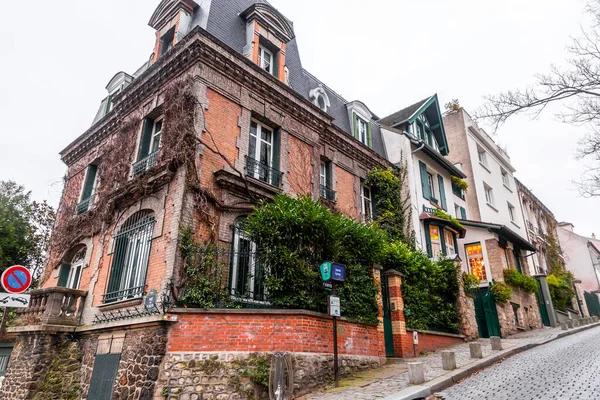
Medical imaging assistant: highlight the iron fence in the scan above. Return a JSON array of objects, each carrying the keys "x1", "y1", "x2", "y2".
[
  {"x1": 76, "y1": 194, "x2": 95, "y2": 214},
  {"x1": 319, "y1": 184, "x2": 336, "y2": 202},
  {"x1": 132, "y1": 150, "x2": 160, "y2": 176},
  {"x1": 246, "y1": 156, "x2": 283, "y2": 187}
]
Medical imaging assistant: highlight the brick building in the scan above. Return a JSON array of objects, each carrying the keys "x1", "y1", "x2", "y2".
[{"x1": 1, "y1": 1, "x2": 397, "y2": 399}]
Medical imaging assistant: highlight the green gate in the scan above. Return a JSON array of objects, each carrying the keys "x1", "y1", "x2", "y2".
[
  {"x1": 474, "y1": 286, "x2": 501, "y2": 338},
  {"x1": 381, "y1": 275, "x2": 395, "y2": 357},
  {"x1": 585, "y1": 291, "x2": 600, "y2": 316},
  {"x1": 536, "y1": 279, "x2": 551, "y2": 326}
]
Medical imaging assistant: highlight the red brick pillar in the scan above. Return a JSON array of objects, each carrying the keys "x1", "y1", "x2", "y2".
[
  {"x1": 372, "y1": 264, "x2": 386, "y2": 359},
  {"x1": 384, "y1": 270, "x2": 411, "y2": 357}
]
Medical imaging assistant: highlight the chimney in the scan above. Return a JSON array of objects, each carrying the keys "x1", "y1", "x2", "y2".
[{"x1": 593, "y1": 233, "x2": 597, "y2": 239}]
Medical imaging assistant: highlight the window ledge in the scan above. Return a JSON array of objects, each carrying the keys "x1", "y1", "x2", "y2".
[
  {"x1": 486, "y1": 202, "x2": 499, "y2": 212},
  {"x1": 503, "y1": 184, "x2": 513, "y2": 192},
  {"x1": 479, "y1": 161, "x2": 491, "y2": 173},
  {"x1": 98, "y1": 297, "x2": 143, "y2": 311}
]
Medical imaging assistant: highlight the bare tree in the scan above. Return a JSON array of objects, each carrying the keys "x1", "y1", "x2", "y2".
[{"x1": 476, "y1": 0, "x2": 600, "y2": 196}]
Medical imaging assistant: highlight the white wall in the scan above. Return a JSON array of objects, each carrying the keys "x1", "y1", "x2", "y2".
[{"x1": 558, "y1": 226, "x2": 600, "y2": 292}]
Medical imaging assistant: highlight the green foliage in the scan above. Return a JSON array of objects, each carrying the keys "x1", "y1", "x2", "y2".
[
  {"x1": 245, "y1": 195, "x2": 384, "y2": 323},
  {"x1": 444, "y1": 99, "x2": 461, "y2": 112},
  {"x1": 0, "y1": 181, "x2": 55, "y2": 278},
  {"x1": 365, "y1": 167, "x2": 414, "y2": 245},
  {"x1": 503, "y1": 269, "x2": 538, "y2": 293},
  {"x1": 241, "y1": 354, "x2": 271, "y2": 390},
  {"x1": 432, "y1": 209, "x2": 464, "y2": 229},
  {"x1": 451, "y1": 176, "x2": 468, "y2": 192},
  {"x1": 177, "y1": 228, "x2": 229, "y2": 308},
  {"x1": 490, "y1": 282, "x2": 512, "y2": 303},
  {"x1": 462, "y1": 272, "x2": 480, "y2": 294},
  {"x1": 34, "y1": 340, "x2": 82, "y2": 400},
  {"x1": 547, "y1": 272, "x2": 575, "y2": 311},
  {"x1": 382, "y1": 241, "x2": 460, "y2": 333}
]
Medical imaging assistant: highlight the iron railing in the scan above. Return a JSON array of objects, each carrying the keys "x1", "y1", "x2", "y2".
[
  {"x1": 132, "y1": 150, "x2": 159, "y2": 176},
  {"x1": 319, "y1": 184, "x2": 336, "y2": 201},
  {"x1": 102, "y1": 285, "x2": 147, "y2": 304},
  {"x1": 76, "y1": 194, "x2": 94, "y2": 214},
  {"x1": 246, "y1": 157, "x2": 283, "y2": 187}
]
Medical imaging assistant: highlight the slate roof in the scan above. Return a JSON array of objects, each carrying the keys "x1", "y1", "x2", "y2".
[{"x1": 378, "y1": 96, "x2": 431, "y2": 128}]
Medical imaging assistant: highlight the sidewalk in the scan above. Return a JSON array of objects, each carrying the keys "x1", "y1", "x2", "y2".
[{"x1": 300, "y1": 321, "x2": 600, "y2": 400}]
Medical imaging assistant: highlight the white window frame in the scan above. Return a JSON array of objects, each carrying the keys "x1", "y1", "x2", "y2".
[
  {"x1": 427, "y1": 172, "x2": 436, "y2": 200},
  {"x1": 508, "y1": 203, "x2": 516, "y2": 222},
  {"x1": 230, "y1": 222, "x2": 268, "y2": 304},
  {"x1": 258, "y1": 45, "x2": 274, "y2": 75},
  {"x1": 66, "y1": 248, "x2": 86, "y2": 290},
  {"x1": 444, "y1": 229, "x2": 456, "y2": 257},
  {"x1": 478, "y1": 149, "x2": 488, "y2": 167},
  {"x1": 361, "y1": 185, "x2": 373, "y2": 222},
  {"x1": 117, "y1": 228, "x2": 152, "y2": 300},
  {"x1": 501, "y1": 168, "x2": 510, "y2": 188},
  {"x1": 484, "y1": 183, "x2": 494, "y2": 207},
  {"x1": 466, "y1": 242, "x2": 488, "y2": 281},
  {"x1": 357, "y1": 116, "x2": 369, "y2": 146},
  {"x1": 429, "y1": 225, "x2": 442, "y2": 258},
  {"x1": 150, "y1": 117, "x2": 163, "y2": 154},
  {"x1": 320, "y1": 161, "x2": 327, "y2": 187},
  {"x1": 249, "y1": 120, "x2": 274, "y2": 181}
]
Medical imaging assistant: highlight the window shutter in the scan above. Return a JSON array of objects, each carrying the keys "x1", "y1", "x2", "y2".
[
  {"x1": 138, "y1": 118, "x2": 154, "y2": 160},
  {"x1": 325, "y1": 162, "x2": 332, "y2": 187},
  {"x1": 367, "y1": 122, "x2": 373, "y2": 148},
  {"x1": 57, "y1": 264, "x2": 70, "y2": 287},
  {"x1": 82, "y1": 165, "x2": 98, "y2": 200},
  {"x1": 353, "y1": 113, "x2": 359, "y2": 139},
  {"x1": 460, "y1": 207, "x2": 467, "y2": 220},
  {"x1": 437, "y1": 175, "x2": 447, "y2": 210},
  {"x1": 88, "y1": 353, "x2": 121, "y2": 400},
  {"x1": 424, "y1": 223, "x2": 432, "y2": 257},
  {"x1": 419, "y1": 161, "x2": 430, "y2": 200},
  {"x1": 271, "y1": 128, "x2": 281, "y2": 186}
]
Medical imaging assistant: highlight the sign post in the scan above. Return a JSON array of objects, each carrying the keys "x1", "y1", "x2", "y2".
[
  {"x1": 321, "y1": 261, "x2": 346, "y2": 388},
  {"x1": 0, "y1": 265, "x2": 32, "y2": 341}
]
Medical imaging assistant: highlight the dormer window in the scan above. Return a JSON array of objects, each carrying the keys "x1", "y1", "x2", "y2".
[
  {"x1": 160, "y1": 27, "x2": 176, "y2": 57},
  {"x1": 347, "y1": 101, "x2": 374, "y2": 148},
  {"x1": 258, "y1": 45, "x2": 274, "y2": 75},
  {"x1": 309, "y1": 85, "x2": 331, "y2": 112},
  {"x1": 357, "y1": 116, "x2": 369, "y2": 146}
]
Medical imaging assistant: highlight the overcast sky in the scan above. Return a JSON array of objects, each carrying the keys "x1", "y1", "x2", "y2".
[{"x1": 0, "y1": 0, "x2": 597, "y2": 236}]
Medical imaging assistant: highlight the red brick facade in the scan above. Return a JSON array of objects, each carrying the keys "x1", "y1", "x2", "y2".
[{"x1": 402, "y1": 330, "x2": 464, "y2": 357}]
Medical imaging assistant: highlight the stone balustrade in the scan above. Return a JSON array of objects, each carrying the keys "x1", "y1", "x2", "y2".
[{"x1": 17, "y1": 287, "x2": 87, "y2": 327}]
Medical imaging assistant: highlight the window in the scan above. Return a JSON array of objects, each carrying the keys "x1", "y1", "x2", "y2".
[
  {"x1": 501, "y1": 168, "x2": 510, "y2": 188},
  {"x1": 133, "y1": 117, "x2": 163, "y2": 176},
  {"x1": 77, "y1": 164, "x2": 98, "y2": 214},
  {"x1": 444, "y1": 229, "x2": 456, "y2": 256},
  {"x1": 104, "y1": 211, "x2": 155, "y2": 303},
  {"x1": 484, "y1": 183, "x2": 494, "y2": 206},
  {"x1": 478, "y1": 148, "x2": 488, "y2": 167},
  {"x1": 230, "y1": 220, "x2": 266, "y2": 303},
  {"x1": 160, "y1": 27, "x2": 176, "y2": 57},
  {"x1": 361, "y1": 185, "x2": 373, "y2": 222},
  {"x1": 466, "y1": 243, "x2": 487, "y2": 281},
  {"x1": 247, "y1": 120, "x2": 281, "y2": 187},
  {"x1": 455, "y1": 204, "x2": 461, "y2": 219},
  {"x1": 427, "y1": 173, "x2": 436, "y2": 202},
  {"x1": 0, "y1": 346, "x2": 12, "y2": 377},
  {"x1": 512, "y1": 303, "x2": 520, "y2": 326},
  {"x1": 58, "y1": 247, "x2": 86, "y2": 290},
  {"x1": 508, "y1": 203, "x2": 516, "y2": 222},
  {"x1": 319, "y1": 161, "x2": 335, "y2": 201},
  {"x1": 429, "y1": 226, "x2": 442, "y2": 258},
  {"x1": 258, "y1": 45, "x2": 274, "y2": 75},
  {"x1": 357, "y1": 117, "x2": 369, "y2": 146}
]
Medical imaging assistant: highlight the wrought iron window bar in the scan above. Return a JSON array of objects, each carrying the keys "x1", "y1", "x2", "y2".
[
  {"x1": 102, "y1": 285, "x2": 147, "y2": 304},
  {"x1": 246, "y1": 156, "x2": 283, "y2": 187},
  {"x1": 76, "y1": 194, "x2": 95, "y2": 214},
  {"x1": 132, "y1": 150, "x2": 159, "y2": 176},
  {"x1": 319, "y1": 184, "x2": 336, "y2": 202}
]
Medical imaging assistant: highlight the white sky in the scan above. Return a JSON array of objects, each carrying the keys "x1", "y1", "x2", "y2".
[{"x1": 0, "y1": 0, "x2": 597, "y2": 236}]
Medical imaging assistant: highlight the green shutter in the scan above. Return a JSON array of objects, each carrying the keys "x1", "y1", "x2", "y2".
[
  {"x1": 271, "y1": 128, "x2": 281, "y2": 186},
  {"x1": 57, "y1": 264, "x2": 70, "y2": 287},
  {"x1": 138, "y1": 118, "x2": 154, "y2": 160},
  {"x1": 353, "y1": 113, "x2": 359, "y2": 139},
  {"x1": 438, "y1": 175, "x2": 447, "y2": 210},
  {"x1": 514, "y1": 249, "x2": 523, "y2": 273},
  {"x1": 367, "y1": 122, "x2": 373, "y2": 148},
  {"x1": 460, "y1": 207, "x2": 467, "y2": 220},
  {"x1": 424, "y1": 222, "x2": 432, "y2": 257},
  {"x1": 419, "y1": 161, "x2": 431, "y2": 200},
  {"x1": 325, "y1": 162, "x2": 332, "y2": 187},
  {"x1": 82, "y1": 165, "x2": 97, "y2": 200},
  {"x1": 439, "y1": 226, "x2": 447, "y2": 256}
]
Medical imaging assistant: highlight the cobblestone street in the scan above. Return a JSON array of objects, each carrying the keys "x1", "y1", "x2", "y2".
[{"x1": 440, "y1": 325, "x2": 600, "y2": 399}]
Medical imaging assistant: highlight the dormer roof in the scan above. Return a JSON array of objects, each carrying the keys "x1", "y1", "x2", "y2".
[
  {"x1": 149, "y1": 0, "x2": 198, "y2": 30},
  {"x1": 239, "y1": 2, "x2": 295, "y2": 43}
]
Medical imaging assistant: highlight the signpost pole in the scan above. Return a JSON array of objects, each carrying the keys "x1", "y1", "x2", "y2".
[{"x1": 332, "y1": 284, "x2": 339, "y2": 388}]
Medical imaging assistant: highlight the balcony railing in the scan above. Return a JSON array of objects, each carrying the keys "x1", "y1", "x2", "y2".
[
  {"x1": 319, "y1": 185, "x2": 336, "y2": 201},
  {"x1": 132, "y1": 150, "x2": 159, "y2": 176},
  {"x1": 246, "y1": 157, "x2": 283, "y2": 188},
  {"x1": 76, "y1": 194, "x2": 94, "y2": 215},
  {"x1": 102, "y1": 285, "x2": 146, "y2": 304},
  {"x1": 17, "y1": 287, "x2": 87, "y2": 327}
]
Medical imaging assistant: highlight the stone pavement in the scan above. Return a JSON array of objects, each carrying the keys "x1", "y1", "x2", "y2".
[
  {"x1": 299, "y1": 324, "x2": 587, "y2": 400},
  {"x1": 438, "y1": 324, "x2": 600, "y2": 399}
]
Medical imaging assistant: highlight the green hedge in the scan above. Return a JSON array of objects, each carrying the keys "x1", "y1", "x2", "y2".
[
  {"x1": 503, "y1": 268, "x2": 538, "y2": 293},
  {"x1": 491, "y1": 282, "x2": 512, "y2": 303},
  {"x1": 547, "y1": 272, "x2": 575, "y2": 311}
]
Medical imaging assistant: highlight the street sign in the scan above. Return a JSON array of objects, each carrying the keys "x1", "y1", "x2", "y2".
[
  {"x1": 0, "y1": 293, "x2": 30, "y2": 308},
  {"x1": 413, "y1": 331, "x2": 419, "y2": 345},
  {"x1": 145, "y1": 289, "x2": 158, "y2": 310},
  {"x1": 320, "y1": 261, "x2": 332, "y2": 281},
  {"x1": 1, "y1": 265, "x2": 32, "y2": 294},
  {"x1": 323, "y1": 282, "x2": 333, "y2": 291},
  {"x1": 331, "y1": 263, "x2": 346, "y2": 282},
  {"x1": 328, "y1": 296, "x2": 340, "y2": 317}
]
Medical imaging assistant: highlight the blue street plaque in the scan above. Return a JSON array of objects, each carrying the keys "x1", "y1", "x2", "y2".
[{"x1": 331, "y1": 263, "x2": 346, "y2": 282}]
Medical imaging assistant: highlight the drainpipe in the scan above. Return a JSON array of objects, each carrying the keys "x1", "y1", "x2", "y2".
[{"x1": 412, "y1": 141, "x2": 426, "y2": 154}]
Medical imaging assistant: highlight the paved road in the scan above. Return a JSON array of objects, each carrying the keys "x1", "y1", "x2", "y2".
[{"x1": 440, "y1": 325, "x2": 600, "y2": 400}]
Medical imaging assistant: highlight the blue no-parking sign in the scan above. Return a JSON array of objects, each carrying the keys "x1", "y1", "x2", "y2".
[{"x1": 1, "y1": 266, "x2": 32, "y2": 294}]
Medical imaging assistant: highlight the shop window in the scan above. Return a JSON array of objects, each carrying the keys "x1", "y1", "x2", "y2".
[{"x1": 466, "y1": 242, "x2": 487, "y2": 281}]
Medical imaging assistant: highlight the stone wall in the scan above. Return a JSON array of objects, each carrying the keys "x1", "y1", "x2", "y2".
[
  {"x1": 159, "y1": 352, "x2": 382, "y2": 400},
  {"x1": 455, "y1": 266, "x2": 479, "y2": 341},
  {"x1": 496, "y1": 288, "x2": 543, "y2": 337}
]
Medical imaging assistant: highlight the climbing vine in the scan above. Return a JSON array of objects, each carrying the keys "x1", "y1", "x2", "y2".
[{"x1": 451, "y1": 176, "x2": 468, "y2": 192}]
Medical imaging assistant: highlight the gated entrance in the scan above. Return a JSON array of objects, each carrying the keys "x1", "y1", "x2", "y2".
[
  {"x1": 585, "y1": 291, "x2": 600, "y2": 316},
  {"x1": 474, "y1": 286, "x2": 501, "y2": 338},
  {"x1": 381, "y1": 275, "x2": 395, "y2": 357},
  {"x1": 536, "y1": 279, "x2": 551, "y2": 326}
]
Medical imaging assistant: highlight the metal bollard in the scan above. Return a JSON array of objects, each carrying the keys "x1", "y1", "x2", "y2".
[
  {"x1": 408, "y1": 362, "x2": 425, "y2": 384},
  {"x1": 469, "y1": 342, "x2": 483, "y2": 359},
  {"x1": 560, "y1": 322, "x2": 568, "y2": 330},
  {"x1": 491, "y1": 336, "x2": 502, "y2": 351},
  {"x1": 441, "y1": 351, "x2": 457, "y2": 371}
]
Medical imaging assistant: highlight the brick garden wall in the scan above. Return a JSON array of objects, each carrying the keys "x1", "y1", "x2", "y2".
[{"x1": 402, "y1": 330, "x2": 465, "y2": 357}]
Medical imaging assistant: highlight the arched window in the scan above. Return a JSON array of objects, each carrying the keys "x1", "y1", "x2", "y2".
[
  {"x1": 229, "y1": 219, "x2": 266, "y2": 303},
  {"x1": 104, "y1": 211, "x2": 156, "y2": 303},
  {"x1": 58, "y1": 246, "x2": 87, "y2": 289}
]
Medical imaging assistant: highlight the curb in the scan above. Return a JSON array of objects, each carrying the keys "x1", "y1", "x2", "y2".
[{"x1": 384, "y1": 321, "x2": 600, "y2": 400}]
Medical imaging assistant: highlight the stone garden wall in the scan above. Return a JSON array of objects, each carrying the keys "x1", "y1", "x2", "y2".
[{"x1": 496, "y1": 288, "x2": 543, "y2": 337}]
